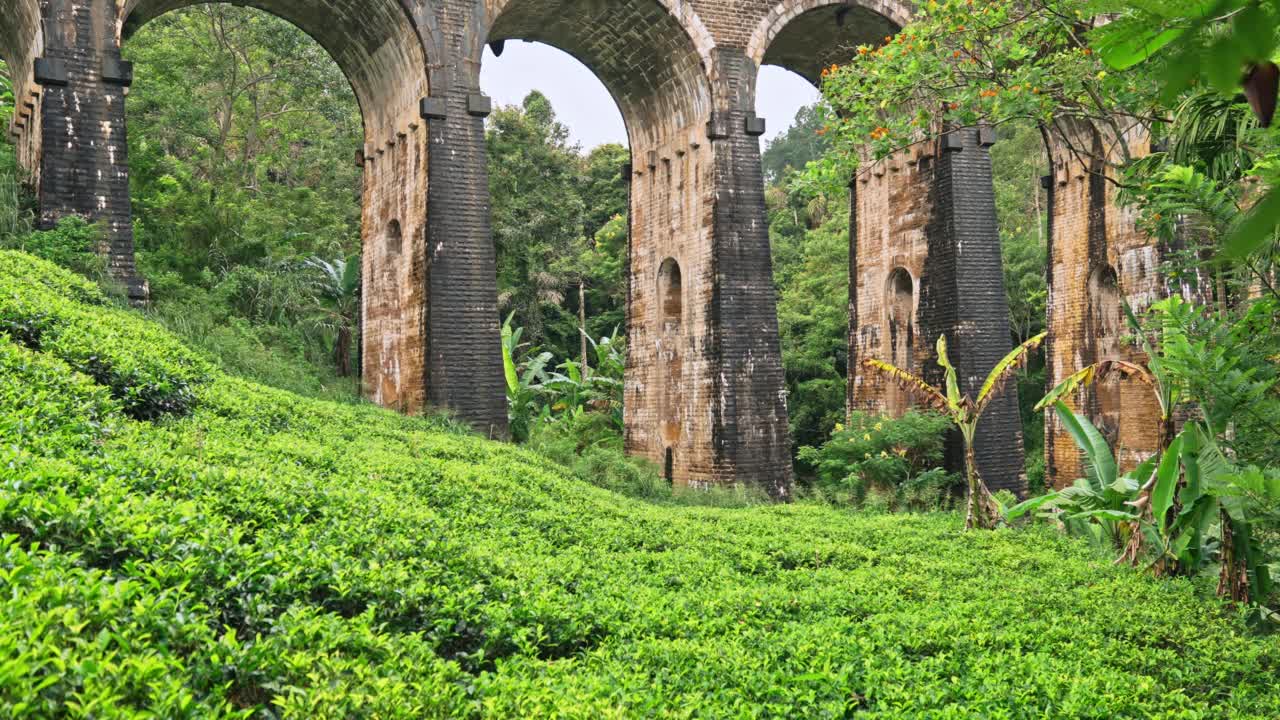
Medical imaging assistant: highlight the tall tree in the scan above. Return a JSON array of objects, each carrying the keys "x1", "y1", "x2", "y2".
[
  {"x1": 762, "y1": 104, "x2": 831, "y2": 186},
  {"x1": 488, "y1": 91, "x2": 586, "y2": 350},
  {"x1": 124, "y1": 5, "x2": 362, "y2": 280}
]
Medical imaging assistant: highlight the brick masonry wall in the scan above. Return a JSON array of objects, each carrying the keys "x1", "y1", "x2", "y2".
[
  {"x1": 623, "y1": 120, "x2": 722, "y2": 488},
  {"x1": 2, "y1": 0, "x2": 44, "y2": 181},
  {"x1": 848, "y1": 143, "x2": 936, "y2": 416},
  {"x1": 850, "y1": 130, "x2": 1027, "y2": 496},
  {"x1": 1045, "y1": 121, "x2": 1163, "y2": 488},
  {"x1": 33, "y1": 0, "x2": 142, "y2": 298},
  {"x1": 925, "y1": 128, "x2": 1026, "y2": 495},
  {"x1": 361, "y1": 123, "x2": 430, "y2": 415},
  {"x1": 408, "y1": 0, "x2": 510, "y2": 439},
  {"x1": 702, "y1": 48, "x2": 793, "y2": 497}
]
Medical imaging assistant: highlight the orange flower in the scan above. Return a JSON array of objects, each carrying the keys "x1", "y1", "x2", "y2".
[
  {"x1": 858, "y1": 46, "x2": 869, "y2": 55},
  {"x1": 949, "y1": 102, "x2": 960, "y2": 110},
  {"x1": 1083, "y1": 48, "x2": 1093, "y2": 55},
  {"x1": 953, "y1": 50, "x2": 962, "y2": 58}
]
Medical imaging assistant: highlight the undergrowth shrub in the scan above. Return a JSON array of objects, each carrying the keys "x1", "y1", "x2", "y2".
[
  {"x1": 7, "y1": 217, "x2": 108, "y2": 282},
  {"x1": 527, "y1": 413, "x2": 671, "y2": 500},
  {"x1": 0, "y1": 251, "x2": 210, "y2": 419},
  {"x1": 799, "y1": 410, "x2": 958, "y2": 510},
  {"x1": 2, "y1": 250, "x2": 1279, "y2": 718},
  {"x1": 527, "y1": 413, "x2": 772, "y2": 507},
  {"x1": 0, "y1": 140, "x2": 34, "y2": 245},
  {"x1": 141, "y1": 263, "x2": 360, "y2": 403}
]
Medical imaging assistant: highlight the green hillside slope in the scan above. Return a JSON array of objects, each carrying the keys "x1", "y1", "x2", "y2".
[{"x1": 1, "y1": 250, "x2": 1277, "y2": 718}]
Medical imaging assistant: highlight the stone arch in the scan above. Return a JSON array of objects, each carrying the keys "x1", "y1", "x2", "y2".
[
  {"x1": 118, "y1": 0, "x2": 431, "y2": 142},
  {"x1": 115, "y1": 4, "x2": 434, "y2": 413},
  {"x1": 483, "y1": 0, "x2": 713, "y2": 150},
  {"x1": 1088, "y1": 264, "x2": 1123, "y2": 357},
  {"x1": 658, "y1": 257, "x2": 683, "y2": 328},
  {"x1": 386, "y1": 219, "x2": 404, "y2": 255},
  {"x1": 747, "y1": 0, "x2": 912, "y2": 85},
  {"x1": 884, "y1": 266, "x2": 915, "y2": 413}
]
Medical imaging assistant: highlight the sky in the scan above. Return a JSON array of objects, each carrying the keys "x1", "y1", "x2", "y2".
[{"x1": 480, "y1": 41, "x2": 820, "y2": 150}]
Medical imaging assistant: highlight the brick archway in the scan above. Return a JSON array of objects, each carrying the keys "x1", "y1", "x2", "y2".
[
  {"x1": 746, "y1": 0, "x2": 913, "y2": 83},
  {"x1": 480, "y1": 0, "x2": 736, "y2": 489},
  {"x1": 120, "y1": 0, "x2": 430, "y2": 140},
  {"x1": 119, "y1": 1, "x2": 435, "y2": 416},
  {"x1": 483, "y1": 0, "x2": 713, "y2": 150}
]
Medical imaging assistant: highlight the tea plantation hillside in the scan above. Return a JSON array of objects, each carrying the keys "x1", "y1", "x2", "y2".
[{"x1": 2, "y1": 251, "x2": 1278, "y2": 718}]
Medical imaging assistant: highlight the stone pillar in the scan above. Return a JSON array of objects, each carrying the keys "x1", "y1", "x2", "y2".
[
  {"x1": 418, "y1": 0, "x2": 508, "y2": 439},
  {"x1": 623, "y1": 127, "x2": 721, "y2": 490},
  {"x1": 33, "y1": 0, "x2": 142, "y2": 298},
  {"x1": 848, "y1": 144, "x2": 936, "y2": 417},
  {"x1": 359, "y1": 117, "x2": 429, "y2": 415},
  {"x1": 922, "y1": 127, "x2": 1025, "y2": 496},
  {"x1": 1044, "y1": 121, "x2": 1163, "y2": 488},
  {"x1": 705, "y1": 49, "x2": 793, "y2": 497},
  {"x1": 849, "y1": 128, "x2": 1027, "y2": 496}
]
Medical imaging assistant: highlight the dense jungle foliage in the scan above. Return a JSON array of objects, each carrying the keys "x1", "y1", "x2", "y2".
[
  {"x1": 5, "y1": 0, "x2": 1280, "y2": 713},
  {"x1": 2, "y1": 251, "x2": 1279, "y2": 717},
  {"x1": 0, "y1": 5, "x2": 1049, "y2": 479}
]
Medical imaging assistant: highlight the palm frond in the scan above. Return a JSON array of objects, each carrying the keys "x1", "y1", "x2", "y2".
[
  {"x1": 861, "y1": 358, "x2": 950, "y2": 413},
  {"x1": 976, "y1": 332, "x2": 1048, "y2": 415},
  {"x1": 1035, "y1": 359, "x2": 1154, "y2": 413}
]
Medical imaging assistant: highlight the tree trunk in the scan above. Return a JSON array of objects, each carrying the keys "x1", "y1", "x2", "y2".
[
  {"x1": 963, "y1": 429, "x2": 1002, "y2": 530},
  {"x1": 335, "y1": 323, "x2": 352, "y2": 377},
  {"x1": 579, "y1": 280, "x2": 589, "y2": 375},
  {"x1": 1217, "y1": 509, "x2": 1251, "y2": 603}
]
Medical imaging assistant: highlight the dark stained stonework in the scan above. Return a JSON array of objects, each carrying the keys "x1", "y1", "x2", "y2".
[
  {"x1": 848, "y1": 129, "x2": 1027, "y2": 497},
  {"x1": 1044, "y1": 120, "x2": 1163, "y2": 489},
  {"x1": 2, "y1": 0, "x2": 1155, "y2": 496},
  {"x1": 922, "y1": 127, "x2": 1026, "y2": 496}
]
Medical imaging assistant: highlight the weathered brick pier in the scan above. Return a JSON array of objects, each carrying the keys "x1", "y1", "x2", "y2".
[{"x1": 2, "y1": 0, "x2": 1160, "y2": 495}]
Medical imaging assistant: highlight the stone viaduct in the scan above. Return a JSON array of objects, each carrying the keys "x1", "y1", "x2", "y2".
[{"x1": 1, "y1": 0, "x2": 1157, "y2": 495}]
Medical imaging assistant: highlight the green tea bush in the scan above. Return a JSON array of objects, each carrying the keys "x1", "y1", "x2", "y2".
[
  {"x1": 2, "y1": 250, "x2": 1278, "y2": 718},
  {"x1": 527, "y1": 413, "x2": 671, "y2": 500},
  {"x1": 0, "y1": 252, "x2": 210, "y2": 419},
  {"x1": 7, "y1": 217, "x2": 108, "y2": 282},
  {"x1": 799, "y1": 410, "x2": 958, "y2": 509}
]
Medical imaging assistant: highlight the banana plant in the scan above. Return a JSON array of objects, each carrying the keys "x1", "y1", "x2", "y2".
[
  {"x1": 1035, "y1": 299, "x2": 1175, "y2": 564},
  {"x1": 1007, "y1": 401, "x2": 1150, "y2": 549},
  {"x1": 1213, "y1": 465, "x2": 1279, "y2": 607},
  {"x1": 862, "y1": 332, "x2": 1047, "y2": 529},
  {"x1": 502, "y1": 313, "x2": 553, "y2": 442}
]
